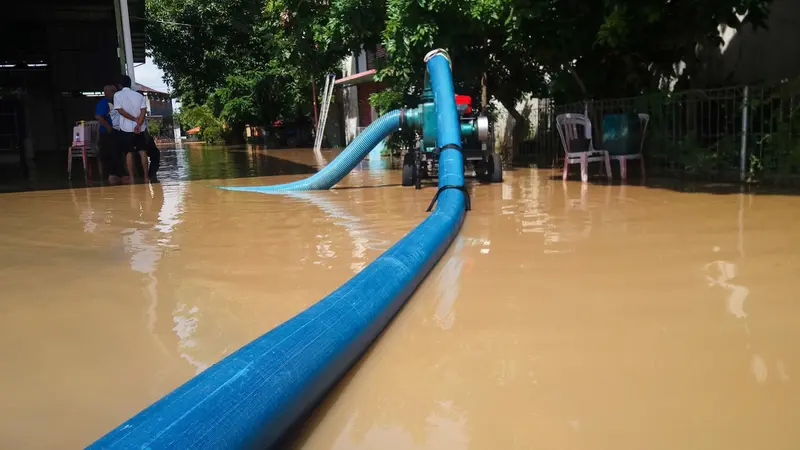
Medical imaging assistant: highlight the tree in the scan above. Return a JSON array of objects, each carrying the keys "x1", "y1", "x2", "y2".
[
  {"x1": 325, "y1": 0, "x2": 773, "y2": 156},
  {"x1": 146, "y1": 0, "x2": 325, "y2": 142},
  {"x1": 146, "y1": 0, "x2": 271, "y2": 105},
  {"x1": 148, "y1": 119, "x2": 162, "y2": 137},
  {"x1": 176, "y1": 104, "x2": 224, "y2": 143},
  {"x1": 148, "y1": 0, "x2": 775, "y2": 146}
]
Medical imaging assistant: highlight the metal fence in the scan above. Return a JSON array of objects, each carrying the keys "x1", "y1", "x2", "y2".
[{"x1": 517, "y1": 78, "x2": 800, "y2": 182}]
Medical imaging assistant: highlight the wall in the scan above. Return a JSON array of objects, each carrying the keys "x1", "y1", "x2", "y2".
[
  {"x1": 339, "y1": 54, "x2": 360, "y2": 144},
  {"x1": 490, "y1": 95, "x2": 546, "y2": 160},
  {"x1": 342, "y1": 85, "x2": 359, "y2": 144},
  {"x1": 322, "y1": 90, "x2": 345, "y2": 148}
]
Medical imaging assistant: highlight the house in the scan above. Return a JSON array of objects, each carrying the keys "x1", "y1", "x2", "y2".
[
  {"x1": 137, "y1": 83, "x2": 174, "y2": 138},
  {"x1": 335, "y1": 45, "x2": 387, "y2": 144}
]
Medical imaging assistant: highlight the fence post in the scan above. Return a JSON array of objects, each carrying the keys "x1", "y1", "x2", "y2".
[
  {"x1": 583, "y1": 101, "x2": 591, "y2": 140},
  {"x1": 740, "y1": 86, "x2": 749, "y2": 182}
]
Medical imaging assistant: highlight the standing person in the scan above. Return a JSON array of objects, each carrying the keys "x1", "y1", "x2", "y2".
[
  {"x1": 113, "y1": 75, "x2": 150, "y2": 183},
  {"x1": 108, "y1": 86, "x2": 133, "y2": 184},
  {"x1": 108, "y1": 86, "x2": 131, "y2": 184},
  {"x1": 95, "y1": 85, "x2": 123, "y2": 184},
  {"x1": 141, "y1": 118, "x2": 161, "y2": 181}
]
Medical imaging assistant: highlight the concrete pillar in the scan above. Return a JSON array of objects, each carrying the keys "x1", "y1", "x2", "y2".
[
  {"x1": 113, "y1": 0, "x2": 126, "y2": 74},
  {"x1": 118, "y1": 0, "x2": 136, "y2": 85}
]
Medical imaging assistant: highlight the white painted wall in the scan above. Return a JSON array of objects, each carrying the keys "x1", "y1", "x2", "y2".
[
  {"x1": 339, "y1": 54, "x2": 362, "y2": 144},
  {"x1": 490, "y1": 95, "x2": 544, "y2": 156}
]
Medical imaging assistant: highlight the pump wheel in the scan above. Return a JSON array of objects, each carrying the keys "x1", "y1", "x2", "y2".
[
  {"x1": 489, "y1": 153, "x2": 503, "y2": 183},
  {"x1": 402, "y1": 152, "x2": 416, "y2": 186}
]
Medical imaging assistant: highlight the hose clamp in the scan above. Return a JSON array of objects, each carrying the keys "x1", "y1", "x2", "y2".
[{"x1": 423, "y1": 49, "x2": 452, "y2": 68}]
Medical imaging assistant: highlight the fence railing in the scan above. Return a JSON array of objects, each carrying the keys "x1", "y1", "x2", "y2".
[{"x1": 517, "y1": 78, "x2": 800, "y2": 182}]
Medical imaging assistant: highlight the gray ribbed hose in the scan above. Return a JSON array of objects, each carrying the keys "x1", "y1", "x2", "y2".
[{"x1": 222, "y1": 110, "x2": 402, "y2": 193}]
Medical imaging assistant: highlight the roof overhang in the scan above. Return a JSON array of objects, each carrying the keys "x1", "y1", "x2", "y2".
[
  {"x1": 1, "y1": 0, "x2": 145, "y2": 65},
  {"x1": 335, "y1": 69, "x2": 377, "y2": 87}
]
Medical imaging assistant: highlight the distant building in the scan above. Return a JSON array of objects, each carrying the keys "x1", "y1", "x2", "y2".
[
  {"x1": 137, "y1": 84, "x2": 174, "y2": 138},
  {"x1": 335, "y1": 45, "x2": 387, "y2": 144}
]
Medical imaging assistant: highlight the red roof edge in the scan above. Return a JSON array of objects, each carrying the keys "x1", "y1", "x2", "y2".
[{"x1": 334, "y1": 69, "x2": 377, "y2": 86}]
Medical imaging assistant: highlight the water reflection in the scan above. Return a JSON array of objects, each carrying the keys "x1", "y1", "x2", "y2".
[
  {"x1": 700, "y1": 193, "x2": 791, "y2": 387},
  {"x1": 0, "y1": 144, "x2": 320, "y2": 193},
  {"x1": 281, "y1": 190, "x2": 393, "y2": 273},
  {"x1": 328, "y1": 401, "x2": 470, "y2": 450},
  {"x1": 432, "y1": 236, "x2": 464, "y2": 330},
  {"x1": 704, "y1": 258, "x2": 750, "y2": 319},
  {"x1": 6, "y1": 154, "x2": 800, "y2": 449}
]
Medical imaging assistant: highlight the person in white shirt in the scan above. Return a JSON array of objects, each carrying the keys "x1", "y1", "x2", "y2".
[
  {"x1": 108, "y1": 90, "x2": 133, "y2": 184},
  {"x1": 113, "y1": 75, "x2": 150, "y2": 182}
]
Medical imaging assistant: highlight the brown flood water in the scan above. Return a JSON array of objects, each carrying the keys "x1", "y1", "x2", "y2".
[{"x1": 1, "y1": 145, "x2": 800, "y2": 449}]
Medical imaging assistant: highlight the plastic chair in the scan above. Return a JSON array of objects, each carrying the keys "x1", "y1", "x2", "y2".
[
  {"x1": 68, "y1": 121, "x2": 100, "y2": 180},
  {"x1": 609, "y1": 113, "x2": 649, "y2": 181},
  {"x1": 556, "y1": 113, "x2": 611, "y2": 182}
]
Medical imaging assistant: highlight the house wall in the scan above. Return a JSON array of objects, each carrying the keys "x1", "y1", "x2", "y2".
[
  {"x1": 343, "y1": 85, "x2": 359, "y2": 144},
  {"x1": 322, "y1": 88, "x2": 345, "y2": 148},
  {"x1": 340, "y1": 54, "x2": 361, "y2": 144},
  {"x1": 337, "y1": 48, "x2": 386, "y2": 145},
  {"x1": 490, "y1": 95, "x2": 545, "y2": 159}
]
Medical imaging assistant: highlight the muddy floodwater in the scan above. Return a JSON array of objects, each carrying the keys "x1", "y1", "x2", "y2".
[{"x1": 1, "y1": 144, "x2": 800, "y2": 449}]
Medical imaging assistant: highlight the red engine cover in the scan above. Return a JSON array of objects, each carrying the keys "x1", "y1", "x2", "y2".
[{"x1": 454, "y1": 94, "x2": 473, "y2": 115}]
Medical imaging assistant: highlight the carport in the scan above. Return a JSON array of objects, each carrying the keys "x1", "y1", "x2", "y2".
[{"x1": 1, "y1": 0, "x2": 145, "y2": 173}]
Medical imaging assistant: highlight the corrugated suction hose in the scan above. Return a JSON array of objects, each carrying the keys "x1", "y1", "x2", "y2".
[{"x1": 222, "y1": 110, "x2": 403, "y2": 193}]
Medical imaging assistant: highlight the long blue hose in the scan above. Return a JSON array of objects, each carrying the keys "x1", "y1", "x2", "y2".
[
  {"x1": 222, "y1": 111, "x2": 402, "y2": 193},
  {"x1": 88, "y1": 52, "x2": 466, "y2": 449}
]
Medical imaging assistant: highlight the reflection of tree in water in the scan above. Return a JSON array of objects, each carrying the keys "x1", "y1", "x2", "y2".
[{"x1": 177, "y1": 144, "x2": 317, "y2": 181}]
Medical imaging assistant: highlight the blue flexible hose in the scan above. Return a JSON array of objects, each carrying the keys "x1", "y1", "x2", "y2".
[
  {"x1": 222, "y1": 110, "x2": 402, "y2": 193},
  {"x1": 88, "y1": 52, "x2": 465, "y2": 450}
]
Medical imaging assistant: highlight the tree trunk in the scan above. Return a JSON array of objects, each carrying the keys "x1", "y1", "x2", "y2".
[
  {"x1": 500, "y1": 98, "x2": 526, "y2": 165},
  {"x1": 570, "y1": 68, "x2": 588, "y2": 95},
  {"x1": 228, "y1": 122, "x2": 247, "y2": 145},
  {"x1": 481, "y1": 72, "x2": 488, "y2": 114}
]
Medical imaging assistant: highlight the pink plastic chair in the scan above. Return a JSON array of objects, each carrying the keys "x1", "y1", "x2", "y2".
[{"x1": 556, "y1": 113, "x2": 611, "y2": 182}]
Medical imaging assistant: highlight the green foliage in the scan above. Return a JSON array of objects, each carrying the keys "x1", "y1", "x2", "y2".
[
  {"x1": 148, "y1": 120, "x2": 162, "y2": 137},
  {"x1": 146, "y1": 0, "x2": 329, "y2": 142},
  {"x1": 753, "y1": 117, "x2": 800, "y2": 181},
  {"x1": 146, "y1": 0, "x2": 270, "y2": 105},
  {"x1": 148, "y1": 0, "x2": 777, "y2": 148},
  {"x1": 177, "y1": 104, "x2": 225, "y2": 144}
]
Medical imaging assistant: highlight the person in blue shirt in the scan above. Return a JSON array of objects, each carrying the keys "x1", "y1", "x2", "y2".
[{"x1": 95, "y1": 85, "x2": 125, "y2": 184}]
